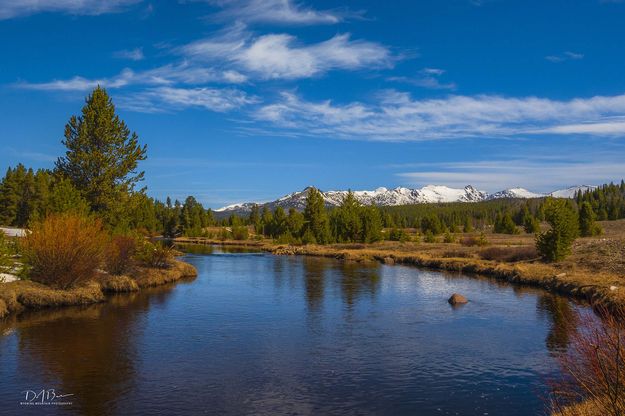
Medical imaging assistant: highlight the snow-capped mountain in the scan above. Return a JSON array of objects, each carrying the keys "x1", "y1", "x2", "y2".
[
  {"x1": 549, "y1": 185, "x2": 597, "y2": 199},
  {"x1": 214, "y1": 184, "x2": 597, "y2": 216},
  {"x1": 487, "y1": 188, "x2": 545, "y2": 200}
]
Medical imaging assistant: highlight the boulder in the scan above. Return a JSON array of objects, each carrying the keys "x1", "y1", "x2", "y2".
[
  {"x1": 382, "y1": 257, "x2": 395, "y2": 265},
  {"x1": 448, "y1": 293, "x2": 468, "y2": 305}
]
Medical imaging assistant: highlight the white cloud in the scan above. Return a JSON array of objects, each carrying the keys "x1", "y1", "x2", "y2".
[
  {"x1": 545, "y1": 51, "x2": 584, "y2": 63},
  {"x1": 396, "y1": 160, "x2": 625, "y2": 192},
  {"x1": 388, "y1": 68, "x2": 456, "y2": 90},
  {"x1": 0, "y1": 0, "x2": 141, "y2": 19},
  {"x1": 206, "y1": 0, "x2": 349, "y2": 25},
  {"x1": 116, "y1": 86, "x2": 257, "y2": 113},
  {"x1": 114, "y1": 47, "x2": 144, "y2": 61},
  {"x1": 253, "y1": 90, "x2": 625, "y2": 141},
  {"x1": 15, "y1": 63, "x2": 247, "y2": 91},
  {"x1": 181, "y1": 30, "x2": 394, "y2": 80}
]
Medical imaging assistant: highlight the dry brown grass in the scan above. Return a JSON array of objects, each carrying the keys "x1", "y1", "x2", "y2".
[
  {"x1": 0, "y1": 259, "x2": 196, "y2": 319},
  {"x1": 133, "y1": 260, "x2": 197, "y2": 288},
  {"x1": 0, "y1": 299, "x2": 7, "y2": 319},
  {"x1": 100, "y1": 275, "x2": 139, "y2": 292},
  {"x1": 3, "y1": 280, "x2": 105, "y2": 309}
]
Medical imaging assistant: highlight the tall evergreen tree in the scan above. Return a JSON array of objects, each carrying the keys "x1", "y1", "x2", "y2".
[
  {"x1": 303, "y1": 187, "x2": 331, "y2": 244},
  {"x1": 536, "y1": 198, "x2": 579, "y2": 261},
  {"x1": 579, "y1": 201, "x2": 601, "y2": 237},
  {"x1": 55, "y1": 86, "x2": 147, "y2": 223}
]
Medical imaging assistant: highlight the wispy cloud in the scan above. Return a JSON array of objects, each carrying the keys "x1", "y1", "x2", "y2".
[
  {"x1": 253, "y1": 90, "x2": 625, "y2": 141},
  {"x1": 205, "y1": 0, "x2": 355, "y2": 25},
  {"x1": 388, "y1": 68, "x2": 456, "y2": 90},
  {"x1": 396, "y1": 159, "x2": 625, "y2": 192},
  {"x1": 113, "y1": 47, "x2": 144, "y2": 61},
  {"x1": 116, "y1": 86, "x2": 257, "y2": 113},
  {"x1": 15, "y1": 63, "x2": 247, "y2": 91},
  {"x1": 180, "y1": 27, "x2": 395, "y2": 80},
  {"x1": 545, "y1": 51, "x2": 584, "y2": 63},
  {"x1": 0, "y1": 0, "x2": 141, "y2": 20}
]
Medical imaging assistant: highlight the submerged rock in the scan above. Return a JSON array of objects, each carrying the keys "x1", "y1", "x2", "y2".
[{"x1": 448, "y1": 293, "x2": 468, "y2": 305}]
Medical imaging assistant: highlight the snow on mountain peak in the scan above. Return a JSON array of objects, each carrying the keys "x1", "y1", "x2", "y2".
[{"x1": 214, "y1": 184, "x2": 597, "y2": 215}]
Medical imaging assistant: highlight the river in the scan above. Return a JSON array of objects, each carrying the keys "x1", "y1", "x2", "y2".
[{"x1": 0, "y1": 245, "x2": 585, "y2": 415}]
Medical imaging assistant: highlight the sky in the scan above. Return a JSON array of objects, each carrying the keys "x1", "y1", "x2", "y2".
[{"x1": 1, "y1": 0, "x2": 625, "y2": 208}]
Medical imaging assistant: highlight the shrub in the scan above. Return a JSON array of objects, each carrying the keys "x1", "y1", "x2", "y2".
[
  {"x1": 478, "y1": 246, "x2": 538, "y2": 262},
  {"x1": 135, "y1": 241, "x2": 174, "y2": 269},
  {"x1": 21, "y1": 214, "x2": 107, "y2": 289},
  {"x1": 443, "y1": 231, "x2": 455, "y2": 243},
  {"x1": 219, "y1": 228, "x2": 231, "y2": 241},
  {"x1": 275, "y1": 231, "x2": 300, "y2": 245},
  {"x1": 389, "y1": 228, "x2": 409, "y2": 242},
  {"x1": 105, "y1": 235, "x2": 138, "y2": 275},
  {"x1": 460, "y1": 232, "x2": 489, "y2": 247},
  {"x1": 423, "y1": 230, "x2": 436, "y2": 243},
  {"x1": 301, "y1": 229, "x2": 317, "y2": 245},
  {"x1": 550, "y1": 307, "x2": 625, "y2": 416},
  {"x1": 231, "y1": 226, "x2": 249, "y2": 240},
  {"x1": 537, "y1": 198, "x2": 579, "y2": 261}
]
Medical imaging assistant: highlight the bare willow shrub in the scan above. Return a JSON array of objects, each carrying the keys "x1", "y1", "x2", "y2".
[
  {"x1": 105, "y1": 235, "x2": 138, "y2": 275},
  {"x1": 22, "y1": 214, "x2": 107, "y2": 289},
  {"x1": 551, "y1": 306, "x2": 625, "y2": 416}
]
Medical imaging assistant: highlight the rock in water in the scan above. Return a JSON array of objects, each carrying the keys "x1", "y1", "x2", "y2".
[{"x1": 448, "y1": 293, "x2": 468, "y2": 305}]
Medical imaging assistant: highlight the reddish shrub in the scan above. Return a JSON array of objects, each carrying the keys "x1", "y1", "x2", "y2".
[
  {"x1": 21, "y1": 214, "x2": 106, "y2": 289},
  {"x1": 105, "y1": 235, "x2": 137, "y2": 275},
  {"x1": 550, "y1": 307, "x2": 625, "y2": 416}
]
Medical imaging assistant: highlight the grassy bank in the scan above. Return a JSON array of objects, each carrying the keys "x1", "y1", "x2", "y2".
[
  {"x1": 0, "y1": 259, "x2": 197, "y2": 319},
  {"x1": 176, "y1": 219, "x2": 625, "y2": 311}
]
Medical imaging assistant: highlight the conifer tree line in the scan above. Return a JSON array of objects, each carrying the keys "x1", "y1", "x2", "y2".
[{"x1": 1, "y1": 86, "x2": 624, "y2": 245}]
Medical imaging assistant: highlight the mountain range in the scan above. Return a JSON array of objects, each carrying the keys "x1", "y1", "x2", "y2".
[{"x1": 214, "y1": 185, "x2": 596, "y2": 216}]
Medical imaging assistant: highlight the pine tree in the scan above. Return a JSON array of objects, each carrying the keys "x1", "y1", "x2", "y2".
[
  {"x1": 579, "y1": 201, "x2": 601, "y2": 237},
  {"x1": 463, "y1": 216, "x2": 474, "y2": 233},
  {"x1": 361, "y1": 206, "x2": 383, "y2": 243},
  {"x1": 522, "y1": 206, "x2": 540, "y2": 234},
  {"x1": 271, "y1": 207, "x2": 288, "y2": 237},
  {"x1": 494, "y1": 211, "x2": 519, "y2": 234},
  {"x1": 536, "y1": 198, "x2": 579, "y2": 261},
  {"x1": 332, "y1": 191, "x2": 362, "y2": 242},
  {"x1": 47, "y1": 178, "x2": 90, "y2": 216},
  {"x1": 249, "y1": 204, "x2": 261, "y2": 233},
  {"x1": 303, "y1": 187, "x2": 331, "y2": 244},
  {"x1": 55, "y1": 86, "x2": 147, "y2": 223}
]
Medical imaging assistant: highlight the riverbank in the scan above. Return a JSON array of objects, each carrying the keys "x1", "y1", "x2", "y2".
[
  {"x1": 176, "y1": 228, "x2": 625, "y2": 312},
  {"x1": 0, "y1": 259, "x2": 197, "y2": 319}
]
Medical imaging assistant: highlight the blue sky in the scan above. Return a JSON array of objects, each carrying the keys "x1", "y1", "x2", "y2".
[{"x1": 1, "y1": 0, "x2": 625, "y2": 208}]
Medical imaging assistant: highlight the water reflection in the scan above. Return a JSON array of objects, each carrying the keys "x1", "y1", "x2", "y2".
[
  {"x1": 0, "y1": 281, "x2": 192, "y2": 415},
  {"x1": 302, "y1": 257, "x2": 325, "y2": 312},
  {"x1": 335, "y1": 261, "x2": 380, "y2": 307},
  {"x1": 537, "y1": 294, "x2": 578, "y2": 352}
]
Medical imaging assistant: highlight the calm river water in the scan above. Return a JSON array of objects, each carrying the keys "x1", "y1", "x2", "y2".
[{"x1": 0, "y1": 245, "x2": 584, "y2": 415}]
